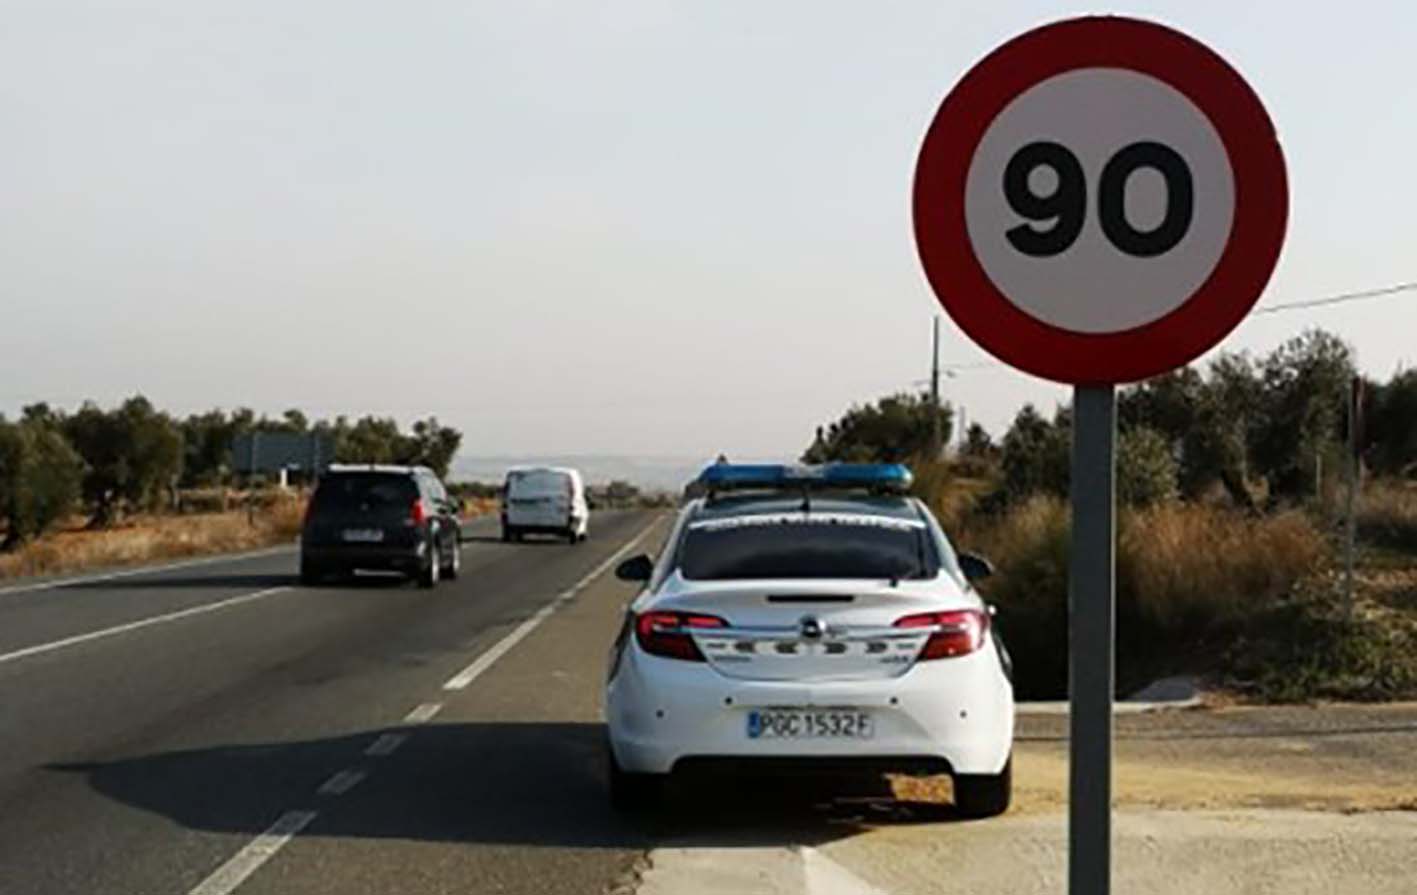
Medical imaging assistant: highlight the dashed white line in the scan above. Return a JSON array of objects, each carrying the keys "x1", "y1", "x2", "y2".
[
  {"x1": 364, "y1": 732, "x2": 409, "y2": 757},
  {"x1": 316, "y1": 768, "x2": 367, "y2": 796},
  {"x1": 187, "y1": 809, "x2": 317, "y2": 895},
  {"x1": 0, "y1": 587, "x2": 292, "y2": 666},
  {"x1": 441, "y1": 519, "x2": 660, "y2": 691},
  {"x1": 404, "y1": 702, "x2": 443, "y2": 724}
]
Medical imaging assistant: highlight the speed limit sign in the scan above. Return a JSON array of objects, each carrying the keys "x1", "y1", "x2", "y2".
[
  {"x1": 913, "y1": 16, "x2": 1287, "y2": 384},
  {"x1": 912, "y1": 18, "x2": 1288, "y2": 895}
]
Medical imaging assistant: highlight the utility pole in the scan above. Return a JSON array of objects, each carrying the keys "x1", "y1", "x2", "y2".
[{"x1": 930, "y1": 316, "x2": 942, "y2": 459}]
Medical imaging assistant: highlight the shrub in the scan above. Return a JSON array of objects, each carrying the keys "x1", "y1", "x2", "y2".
[
  {"x1": 958, "y1": 498, "x2": 1329, "y2": 698},
  {"x1": 1356, "y1": 482, "x2": 1417, "y2": 553},
  {"x1": 0, "y1": 419, "x2": 83, "y2": 548},
  {"x1": 1117, "y1": 503, "x2": 1327, "y2": 630},
  {"x1": 1117, "y1": 426, "x2": 1179, "y2": 507}
]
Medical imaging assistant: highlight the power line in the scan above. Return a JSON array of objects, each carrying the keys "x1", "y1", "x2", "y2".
[{"x1": 1252, "y1": 281, "x2": 1417, "y2": 314}]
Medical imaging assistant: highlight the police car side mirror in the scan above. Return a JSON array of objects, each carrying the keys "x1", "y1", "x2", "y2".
[
  {"x1": 959, "y1": 552, "x2": 994, "y2": 582},
  {"x1": 616, "y1": 554, "x2": 654, "y2": 583}
]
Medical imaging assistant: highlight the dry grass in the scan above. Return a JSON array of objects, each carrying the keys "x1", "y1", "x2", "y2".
[
  {"x1": 952, "y1": 496, "x2": 1333, "y2": 698},
  {"x1": 960, "y1": 497, "x2": 1327, "y2": 624},
  {"x1": 0, "y1": 494, "x2": 502, "y2": 582},
  {"x1": 0, "y1": 500, "x2": 309, "y2": 581},
  {"x1": 1118, "y1": 503, "x2": 1328, "y2": 629},
  {"x1": 1357, "y1": 481, "x2": 1417, "y2": 553}
]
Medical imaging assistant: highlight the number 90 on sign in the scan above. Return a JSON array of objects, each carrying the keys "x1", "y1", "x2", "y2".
[{"x1": 964, "y1": 68, "x2": 1235, "y2": 335}]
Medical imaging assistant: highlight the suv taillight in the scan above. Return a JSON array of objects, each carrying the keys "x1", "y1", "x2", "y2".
[
  {"x1": 634, "y1": 611, "x2": 727, "y2": 661},
  {"x1": 894, "y1": 609, "x2": 989, "y2": 659},
  {"x1": 409, "y1": 498, "x2": 427, "y2": 527}
]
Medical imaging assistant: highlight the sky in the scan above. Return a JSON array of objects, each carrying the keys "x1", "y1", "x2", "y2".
[{"x1": 2, "y1": 1, "x2": 1414, "y2": 461}]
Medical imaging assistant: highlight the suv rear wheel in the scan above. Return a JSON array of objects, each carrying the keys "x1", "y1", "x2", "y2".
[
  {"x1": 419, "y1": 543, "x2": 440, "y2": 589},
  {"x1": 444, "y1": 540, "x2": 460, "y2": 580},
  {"x1": 299, "y1": 557, "x2": 323, "y2": 586}
]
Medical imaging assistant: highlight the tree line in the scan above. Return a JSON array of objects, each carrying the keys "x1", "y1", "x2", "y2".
[
  {"x1": 0, "y1": 398, "x2": 462, "y2": 547},
  {"x1": 804, "y1": 328, "x2": 1417, "y2": 510}
]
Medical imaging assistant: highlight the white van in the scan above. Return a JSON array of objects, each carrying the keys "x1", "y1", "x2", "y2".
[{"x1": 501, "y1": 467, "x2": 590, "y2": 544}]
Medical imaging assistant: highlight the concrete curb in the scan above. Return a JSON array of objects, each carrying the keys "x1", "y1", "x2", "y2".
[{"x1": 1018, "y1": 676, "x2": 1204, "y2": 715}]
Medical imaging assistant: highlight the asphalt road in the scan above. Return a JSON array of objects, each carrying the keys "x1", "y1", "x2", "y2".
[
  {"x1": 4, "y1": 507, "x2": 1416, "y2": 895},
  {"x1": 0, "y1": 510, "x2": 665, "y2": 895}
]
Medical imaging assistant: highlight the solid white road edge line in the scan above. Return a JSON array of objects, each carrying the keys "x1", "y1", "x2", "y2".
[
  {"x1": 0, "y1": 586, "x2": 292, "y2": 666},
  {"x1": 441, "y1": 517, "x2": 661, "y2": 691},
  {"x1": 187, "y1": 810, "x2": 318, "y2": 895},
  {"x1": 316, "y1": 769, "x2": 367, "y2": 796},
  {"x1": 0, "y1": 546, "x2": 294, "y2": 599},
  {"x1": 404, "y1": 702, "x2": 443, "y2": 724}
]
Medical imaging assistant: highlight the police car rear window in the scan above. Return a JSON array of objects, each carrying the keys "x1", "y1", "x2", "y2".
[{"x1": 678, "y1": 514, "x2": 938, "y2": 581}]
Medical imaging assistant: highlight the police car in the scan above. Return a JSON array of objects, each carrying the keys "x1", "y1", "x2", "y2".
[{"x1": 604, "y1": 463, "x2": 1014, "y2": 817}]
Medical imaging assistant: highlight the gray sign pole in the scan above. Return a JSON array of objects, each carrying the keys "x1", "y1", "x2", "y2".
[{"x1": 1068, "y1": 384, "x2": 1116, "y2": 895}]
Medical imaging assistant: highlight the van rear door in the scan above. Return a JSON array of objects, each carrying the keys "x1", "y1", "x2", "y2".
[{"x1": 505, "y1": 470, "x2": 572, "y2": 528}]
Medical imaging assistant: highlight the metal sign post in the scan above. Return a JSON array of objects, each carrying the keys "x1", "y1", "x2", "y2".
[{"x1": 1068, "y1": 385, "x2": 1116, "y2": 895}]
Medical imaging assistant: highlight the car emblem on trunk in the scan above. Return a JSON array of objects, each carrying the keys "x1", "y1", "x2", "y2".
[{"x1": 798, "y1": 615, "x2": 826, "y2": 640}]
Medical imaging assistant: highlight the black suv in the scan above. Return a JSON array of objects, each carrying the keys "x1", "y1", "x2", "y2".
[{"x1": 300, "y1": 465, "x2": 462, "y2": 588}]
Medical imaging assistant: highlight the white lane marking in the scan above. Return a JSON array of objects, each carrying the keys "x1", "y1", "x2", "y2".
[
  {"x1": 0, "y1": 546, "x2": 294, "y2": 599},
  {"x1": 0, "y1": 587, "x2": 292, "y2": 666},
  {"x1": 404, "y1": 702, "x2": 443, "y2": 724},
  {"x1": 316, "y1": 768, "x2": 367, "y2": 796},
  {"x1": 188, "y1": 809, "x2": 317, "y2": 895},
  {"x1": 799, "y1": 845, "x2": 892, "y2": 895},
  {"x1": 441, "y1": 518, "x2": 660, "y2": 691},
  {"x1": 365, "y1": 732, "x2": 408, "y2": 757}
]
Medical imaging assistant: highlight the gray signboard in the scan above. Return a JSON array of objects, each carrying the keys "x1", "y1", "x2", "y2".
[{"x1": 232, "y1": 432, "x2": 335, "y2": 475}]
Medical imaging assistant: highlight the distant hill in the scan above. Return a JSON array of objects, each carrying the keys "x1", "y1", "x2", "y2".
[{"x1": 452, "y1": 455, "x2": 773, "y2": 493}]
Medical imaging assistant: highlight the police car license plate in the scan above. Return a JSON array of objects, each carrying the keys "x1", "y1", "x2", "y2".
[{"x1": 747, "y1": 709, "x2": 874, "y2": 740}]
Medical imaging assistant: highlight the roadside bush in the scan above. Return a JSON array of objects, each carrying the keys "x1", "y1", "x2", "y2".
[
  {"x1": 0, "y1": 419, "x2": 83, "y2": 549},
  {"x1": 1356, "y1": 482, "x2": 1417, "y2": 553},
  {"x1": 957, "y1": 496, "x2": 1071, "y2": 698},
  {"x1": 1224, "y1": 587, "x2": 1417, "y2": 702},
  {"x1": 1117, "y1": 504, "x2": 1327, "y2": 631},
  {"x1": 956, "y1": 497, "x2": 1328, "y2": 698},
  {"x1": 1117, "y1": 426, "x2": 1179, "y2": 507}
]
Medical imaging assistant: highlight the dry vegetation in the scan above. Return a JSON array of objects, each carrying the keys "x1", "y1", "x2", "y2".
[
  {"x1": 0, "y1": 500, "x2": 307, "y2": 581},
  {"x1": 929, "y1": 465, "x2": 1417, "y2": 701},
  {"x1": 0, "y1": 493, "x2": 499, "y2": 582},
  {"x1": 1356, "y1": 482, "x2": 1417, "y2": 553}
]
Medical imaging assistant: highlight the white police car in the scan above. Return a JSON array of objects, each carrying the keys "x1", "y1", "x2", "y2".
[{"x1": 605, "y1": 463, "x2": 1014, "y2": 817}]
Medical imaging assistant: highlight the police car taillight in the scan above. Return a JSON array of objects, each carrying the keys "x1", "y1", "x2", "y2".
[
  {"x1": 634, "y1": 611, "x2": 727, "y2": 662},
  {"x1": 894, "y1": 609, "x2": 989, "y2": 659}
]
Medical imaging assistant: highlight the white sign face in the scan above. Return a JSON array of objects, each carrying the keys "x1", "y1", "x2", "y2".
[{"x1": 963, "y1": 68, "x2": 1235, "y2": 334}]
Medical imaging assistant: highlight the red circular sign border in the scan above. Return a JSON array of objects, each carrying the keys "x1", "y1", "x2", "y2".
[{"x1": 912, "y1": 17, "x2": 1288, "y2": 385}]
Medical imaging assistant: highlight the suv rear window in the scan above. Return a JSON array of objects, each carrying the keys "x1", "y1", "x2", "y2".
[
  {"x1": 311, "y1": 473, "x2": 417, "y2": 512},
  {"x1": 678, "y1": 514, "x2": 939, "y2": 581}
]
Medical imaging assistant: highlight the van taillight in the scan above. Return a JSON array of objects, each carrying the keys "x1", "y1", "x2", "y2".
[
  {"x1": 409, "y1": 499, "x2": 427, "y2": 527},
  {"x1": 634, "y1": 611, "x2": 727, "y2": 661},
  {"x1": 894, "y1": 609, "x2": 989, "y2": 659}
]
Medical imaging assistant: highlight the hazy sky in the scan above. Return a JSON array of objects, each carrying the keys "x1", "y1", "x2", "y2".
[{"x1": 3, "y1": 1, "x2": 1414, "y2": 459}]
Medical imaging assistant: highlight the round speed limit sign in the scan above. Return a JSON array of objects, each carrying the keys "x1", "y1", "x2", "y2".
[{"x1": 913, "y1": 17, "x2": 1287, "y2": 384}]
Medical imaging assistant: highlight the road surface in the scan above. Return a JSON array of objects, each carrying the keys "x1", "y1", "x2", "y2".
[
  {"x1": 0, "y1": 510, "x2": 664, "y2": 895},
  {"x1": 3, "y1": 508, "x2": 1416, "y2": 895}
]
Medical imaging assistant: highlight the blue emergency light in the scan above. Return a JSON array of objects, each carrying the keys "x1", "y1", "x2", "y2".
[{"x1": 698, "y1": 462, "x2": 913, "y2": 493}]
